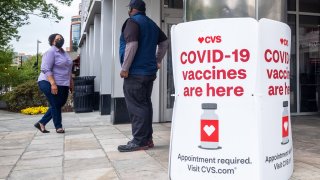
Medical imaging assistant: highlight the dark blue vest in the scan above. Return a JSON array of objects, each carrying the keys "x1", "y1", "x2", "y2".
[{"x1": 119, "y1": 13, "x2": 160, "y2": 75}]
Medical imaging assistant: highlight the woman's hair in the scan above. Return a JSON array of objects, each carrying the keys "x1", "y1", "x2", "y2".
[{"x1": 48, "y1": 33, "x2": 63, "y2": 46}]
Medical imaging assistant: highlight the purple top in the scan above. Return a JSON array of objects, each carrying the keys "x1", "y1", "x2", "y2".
[{"x1": 38, "y1": 46, "x2": 73, "y2": 86}]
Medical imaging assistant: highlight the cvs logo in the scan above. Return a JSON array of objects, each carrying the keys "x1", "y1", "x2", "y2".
[
  {"x1": 198, "y1": 35, "x2": 222, "y2": 44},
  {"x1": 280, "y1": 38, "x2": 289, "y2": 46}
]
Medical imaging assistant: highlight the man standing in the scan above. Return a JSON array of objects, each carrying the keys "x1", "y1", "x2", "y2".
[{"x1": 118, "y1": 0, "x2": 168, "y2": 152}]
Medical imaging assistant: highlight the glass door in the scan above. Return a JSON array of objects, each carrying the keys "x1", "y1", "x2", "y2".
[
  {"x1": 160, "y1": 9, "x2": 183, "y2": 122},
  {"x1": 299, "y1": 15, "x2": 320, "y2": 112}
]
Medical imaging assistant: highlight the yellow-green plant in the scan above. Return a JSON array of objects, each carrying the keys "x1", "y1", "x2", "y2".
[{"x1": 21, "y1": 106, "x2": 48, "y2": 115}]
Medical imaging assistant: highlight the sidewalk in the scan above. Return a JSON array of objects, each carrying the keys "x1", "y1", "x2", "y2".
[{"x1": 0, "y1": 110, "x2": 319, "y2": 180}]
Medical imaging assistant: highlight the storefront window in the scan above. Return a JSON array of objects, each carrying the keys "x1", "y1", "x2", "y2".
[
  {"x1": 299, "y1": 15, "x2": 320, "y2": 112},
  {"x1": 288, "y1": 14, "x2": 297, "y2": 112},
  {"x1": 164, "y1": 0, "x2": 183, "y2": 9},
  {"x1": 299, "y1": 0, "x2": 320, "y2": 13},
  {"x1": 287, "y1": 0, "x2": 296, "y2": 11}
]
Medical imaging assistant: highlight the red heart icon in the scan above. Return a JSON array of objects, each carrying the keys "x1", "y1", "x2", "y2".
[
  {"x1": 198, "y1": 37, "x2": 204, "y2": 43},
  {"x1": 280, "y1": 38, "x2": 284, "y2": 44}
]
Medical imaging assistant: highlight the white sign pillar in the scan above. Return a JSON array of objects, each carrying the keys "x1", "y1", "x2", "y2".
[
  {"x1": 169, "y1": 18, "x2": 293, "y2": 180},
  {"x1": 258, "y1": 19, "x2": 293, "y2": 180}
]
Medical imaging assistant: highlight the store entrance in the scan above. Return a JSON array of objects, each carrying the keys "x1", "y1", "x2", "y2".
[
  {"x1": 159, "y1": 8, "x2": 183, "y2": 122},
  {"x1": 299, "y1": 15, "x2": 320, "y2": 112}
]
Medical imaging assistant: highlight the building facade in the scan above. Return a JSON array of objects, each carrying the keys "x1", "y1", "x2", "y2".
[
  {"x1": 78, "y1": 0, "x2": 320, "y2": 123},
  {"x1": 70, "y1": 15, "x2": 81, "y2": 52}
]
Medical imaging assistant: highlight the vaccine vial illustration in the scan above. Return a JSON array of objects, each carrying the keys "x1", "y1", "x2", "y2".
[
  {"x1": 282, "y1": 101, "x2": 289, "y2": 145},
  {"x1": 199, "y1": 103, "x2": 220, "y2": 150}
]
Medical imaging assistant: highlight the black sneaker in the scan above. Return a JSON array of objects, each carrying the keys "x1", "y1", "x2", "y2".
[{"x1": 118, "y1": 142, "x2": 148, "y2": 152}]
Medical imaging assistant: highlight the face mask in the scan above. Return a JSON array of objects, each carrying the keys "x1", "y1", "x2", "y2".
[{"x1": 55, "y1": 38, "x2": 64, "y2": 48}]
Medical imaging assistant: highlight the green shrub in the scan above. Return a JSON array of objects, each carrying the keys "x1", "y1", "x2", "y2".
[{"x1": 3, "y1": 80, "x2": 47, "y2": 112}]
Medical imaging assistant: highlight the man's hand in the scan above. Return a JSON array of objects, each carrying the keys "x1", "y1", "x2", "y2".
[
  {"x1": 157, "y1": 63, "x2": 161, "y2": 69},
  {"x1": 120, "y1": 70, "x2": 129, "y2": 78}
]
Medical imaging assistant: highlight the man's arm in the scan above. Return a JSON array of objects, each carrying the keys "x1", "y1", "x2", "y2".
[
  {"x1": 156, "y1": 39, "x2": 169, "y2": 64},
  {"x1": 121, "y1": 41, "x2": 138, "y2": 72},
  {"x1": 156, "y1": 29, "x2": 169, "y2": 69},
  {"x1": 120, "y1": 19, "x2": 139, "y2": 78}
]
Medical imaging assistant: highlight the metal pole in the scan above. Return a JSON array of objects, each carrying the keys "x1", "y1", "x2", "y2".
[
  {"x1": 36, "y1": 40, "x2": 41, "y2": 72},
  {"x1": 20, "y1": 56, "x2": 22, "y2": 68},
  {"x1": 36, "y1": 40, "x2": 39, "y2": 71}
]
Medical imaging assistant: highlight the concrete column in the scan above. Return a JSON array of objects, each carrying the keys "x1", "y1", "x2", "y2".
[
  {"x1": 79, "y1": 40, "x2": 86, "y2": 76},
  {"x1": 148, "y1": 0, "x2": 161, "y2": 123},
  {"x1": 85, "y1": 33, "x2": 91, "y2": 75},
  {"x1": 89, "y1": 25, "x2": 94, "y2": 75},
  {"x1": 93, "y1": 14, "x2": 101, "y2": 110},
  {"x1": 111, "y1": 0, "x2": 128, "y2": 123},
  {"x1": 80, "y1": 38, "x2": 90, "y2": 76},
  {"x1": 100, "y1": 0, "x2": 113, "y2": 115}
]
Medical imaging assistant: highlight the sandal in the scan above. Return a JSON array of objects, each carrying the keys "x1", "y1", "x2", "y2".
[
  {"x1": 56, "y1": 128, "x2": 65, "y2": 133},
  {"x1": 34, "y1": 122, "x2": 50, "y2": 133}
]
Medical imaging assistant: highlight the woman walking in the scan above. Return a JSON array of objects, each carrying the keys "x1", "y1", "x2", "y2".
[{"x1": 34, "y1": 33, "x2": 73, "y2": 133}]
